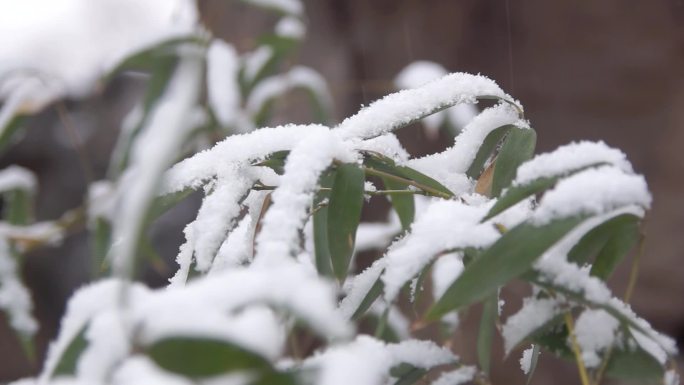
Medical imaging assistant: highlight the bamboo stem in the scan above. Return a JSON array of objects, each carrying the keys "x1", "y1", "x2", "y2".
[{"x1": 564, "y1": 312, "x2": 591, "y2": 385}]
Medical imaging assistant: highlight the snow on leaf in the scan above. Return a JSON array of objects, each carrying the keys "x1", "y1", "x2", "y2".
[
  {"x1": 382, "y1": 201, "x2": 499, "y2": 302},
  {"x1": 336, "y1": 73, "x2": 515, "y2": 141}
]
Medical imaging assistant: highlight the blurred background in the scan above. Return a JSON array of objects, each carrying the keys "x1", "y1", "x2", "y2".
[{"x1": 1, "y1": 0, "x2": 683, "y2": 383}]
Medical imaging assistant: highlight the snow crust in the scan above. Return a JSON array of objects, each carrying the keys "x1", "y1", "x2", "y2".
[
  {"x1": 519, "y1": 346, "x2": 535, "y2": 374},
  {"x1": 574, "y1": 309, "x2": 618, "y2": 367},
  {"x1": 514, "y1": 141, "x2": 632, "y2": 186},
  {"x1": 532, "y1": 166, "x2": 651, "y2": 225},
  {"x1": 502, "y1": 297, "x2": 560, "y2": 353},
  {"x1": 0, "y1": 166, "x2": 37, "y2": 192},
  {"x1": 394, "y1": 61, "x2": 478, "y2": 138},
  {"x1": 336, "y1": 73, "x2": 514, "y2": 141},
  {"x1": 381, "y1": 201, "x2": 499, "y2": 301},
  {"x1": 305, "y1": 336, "x2": 455, "y2": 385},
  {"x1": 431, "y1": 366, "x2": 476, "y2": 385}
]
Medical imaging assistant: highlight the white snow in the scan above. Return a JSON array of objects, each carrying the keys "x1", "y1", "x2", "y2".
[
  {"x1": 532, "y1": 166, "x2": 651, "y2": 225},
  {"x1": 339, "y1": 259, "x2": 386, "y2": 319},
  {"x1": 394, "y1": 61, "x2": 478, "y2": 138},
  {"x1": 407, "y1": 103, "x2": 526, "y2": 195},
  {"x1": 519, "y1": 346, "x2": 535, "y2": 374},
  {"x1": 110, "y1": 56, "x2": 202, "y2": 278},
  {"x1": 336, "y1": 73, "x2": 515, "y2": 141},
  {"x1": 574, "y1": 309, "x2": 618, "y2": 367},
  {"x1": 431, "y1": 253, "x2": 464, "y2": 328},
  {"x1": 87, "y1": 181, "x2": 116, "y2": 222},
  {"x1": 246, "y1": 66, "x2": 332, "y2": 119},
  {"x1": 0, "y1": 166, "x2": 37, "y2": 193},
  {"x1": 241, "y1": 0, "x2": 303, "y2": 16},
  {"x1": 305, "y1": 336, "x2": 455, "y2": 385},
  {"x1": 207, "y1": 40, "x2": 243, "y2": 128},
  {"x1": 0, "y1": 238, "x2": 37, "y2": 336},
  {"x1": 253, "y1": 129, "x2": 356, "y2": 266},
  {"x1": 162, "y1": 124, "x2": 328, "y2": 195},
  {"x1": 0, "y1": 0, "x2": 198, "y2": 107},
  {"x1": 431, "y1": 366, "x2": 476, "y2": 385},
  {"x1": 382, "y1": 201, "x2": 499, "y2": 301},
  {"x1": 514, "y1": 141, "x2": 632, "y2": 186},
  {"x1": 275, "y1": 17, "x2": 306, "y2": 39},
  {"x1": 502, "y1": 297, "x2": 561, "y2": 353}
]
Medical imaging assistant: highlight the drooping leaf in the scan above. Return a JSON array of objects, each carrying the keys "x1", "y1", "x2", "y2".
[
  {"x1": 313, "y1": 169, "x2": 335, "y2": 277},
  {"x1": 604, "y1": 345, "x2": 665, "y2": 382},
  {"x1": 427, "y1": 216, "x2": 585, "y2": 320},
  {"x1": 590, "y1": 218, "x2": 640, "y2": 280},
  {"x1": 363, "y1": 153, "x2": 453, "y2": 199},
  {"x1": 466, "y1": 124, "x2": 514, "y2": 179},
  {"x1": 381, "y1": 177, "x2": 414, "y2": 232},
  {"x1": 254, "y1": 150, "x2": 290, "y2": 175},
  {"x1": 3, "y1": 189, "x2": 33, "y2": 225},
  {"x1": 390, "y1": 363, "x2": 427, "y2": 385},
  {"x1": 564, "y1": 213, "x2": 641, "y2": 281},
  {"x1": 147, "y1": 337, "x2": 271, "y2": 378},
  {"x1": 91, "y1": 217, "x2": 112, "y2": 277},
  {"x1": 477, "y1": 294, "x2": 498, "y2": 374},
  {"x1": 327, "y1": 163, "x2": 365, "y2": 282},
  {"x1": 352, "y1": 276, "x2": 384, "y2": 320},
  {"x1": 0, "y1": 115, "x2": 27, "y2": 154},
  {"x1": 53, "y1": 327, "x2": 88, "y2": 376},
  {"x1": 490, "y1": 127, "x2": 537, "y2": 197},
  {"x1": 483, "y1": 162, "x2": 609, "y2": 222}
]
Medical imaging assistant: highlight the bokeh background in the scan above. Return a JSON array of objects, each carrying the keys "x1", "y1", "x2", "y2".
[{"x1": 1, "y1": 0, "x2": 682, "y2": 383}]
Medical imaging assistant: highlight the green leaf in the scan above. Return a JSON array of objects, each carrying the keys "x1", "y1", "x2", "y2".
[
  {"x1": 427, "y1": 216, "x2": 585, "y2": 320},
  {"x1": 313, "y1": 169, "x2": 336, "y2": 277},
  {"x1": 147, "y1": 337, "x2": 271, "y2": 378},
  {"x1": 149, "y1": 187, "x2": 194, "y2": 220},
  {"x1": 491, "y1": 127, "x2": 536, "y2": 197},
  {"x1": 363, "y1": 153, "x2": 454, "y2": 198},
  {"x1": 0, "y1": 115, "x2": 27, "y2": 153},
  {"x1": 382, "y1": 177, "x2": 415, "y2": 231},
  {"x1": 483, "y1": 162, "x2": 609, "y2": 222},
  {"x1": 477, "y1": 294, "x2": 498, "y2": 374},
  {"x1": 91, "y1": 218, "x2": 112, "y2": 277},
  {"x1": 604, "y1": 345, "x2": 664, "y2": 382},
  {"x1": 351, "y1": 276, "x2": 384, "y2": 320},
  {"x1": 254, "y1": 150, "x2": 290, "y2": 175},
  {"x1": 108, "y1": 55, "x2": 179, "y2": 177},
  {"x1": 3, "y1": 189, "x2": 33, "y2": 225},
  {"x1": 390, "y1": 363, "x2": 427, "y2": 385},
  {"x1": 327, "y1": 163, "x2": 365, "y2": 282},
  {"x1": 466, "y1": 125, "x2": 513, "y2": 179},
  {"x1": 590, "y1": 218, "x2": 640, "y2": 280},
  {"x1": 53, "y1": 327, "x2": 88, "y2": 376},
  {"x1": 565, "y1": 213, "x2": 640, "y2": 280}
]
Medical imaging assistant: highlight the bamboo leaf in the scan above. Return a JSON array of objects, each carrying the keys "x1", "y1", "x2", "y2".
[
  {"x1": 477, "y1": 294, "x2": 498, "y2": 374},
  {"x1": 491, "y1": 127, "x2": 536, "y2": 197},
  {"x1": 327, "y1": 163, "x2": 365, "y2": 282},
  {"x1": 466, "y1": 124, "x2": 514, "y2": 179},
  {"x1": 352, "y1": 277, "x2": 384, "y2": 320},
  {"x1": 427, "y1": 216, "x2": 585, "y2": 320},
  {"x1": 313, "y1": 169, "x2": 335, "y2": 277},
  {"x1": 53, "y1": 327, "x2": 88, "y2": 376},
  {"x1": 147, "y1": 336, "x2": 271, "y2": 378},
  {"x1": 483, "y1": 162, "x2": 609, "y2": 222}
]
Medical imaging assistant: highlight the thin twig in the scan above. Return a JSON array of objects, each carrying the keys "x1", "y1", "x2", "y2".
[
  {"x1": 362, "y1": 166, "x2": 453, "y2": 199},
  {"x1": 56, "y1": 103, "x2": 94, "y2": 183},
  {"x1": 564, "y1": 312, "x2": 591, "y2": 385}
]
